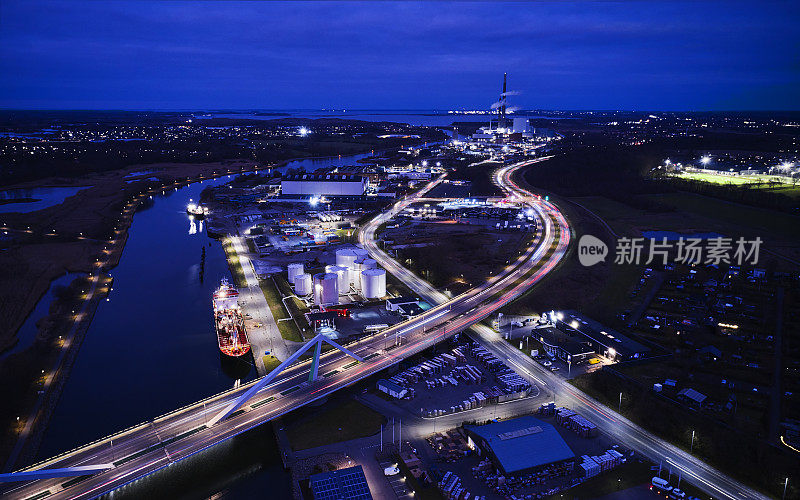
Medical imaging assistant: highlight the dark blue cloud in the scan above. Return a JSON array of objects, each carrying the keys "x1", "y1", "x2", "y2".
[{"x1": 0, "y1": 1, "x2": 797, "y2": 110}]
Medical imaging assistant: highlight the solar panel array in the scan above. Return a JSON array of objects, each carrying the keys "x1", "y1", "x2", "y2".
[{"x1": 310, "y1": 465, "x2": 373, "y2": 500}]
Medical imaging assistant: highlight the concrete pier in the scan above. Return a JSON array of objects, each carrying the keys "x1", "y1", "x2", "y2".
[{"x1": 228, "y1": 235, "x2": 293, "y2": 374}]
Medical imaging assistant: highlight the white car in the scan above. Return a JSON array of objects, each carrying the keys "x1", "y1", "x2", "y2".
[
  {"x1": 542, "y1": 360, "x2": 552, "y2": 367},
  {"x1": 383, "y1": 466, "x2": 400, "y2": 476}
]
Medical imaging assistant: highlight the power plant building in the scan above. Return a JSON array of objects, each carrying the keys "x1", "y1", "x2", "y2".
[{"x1": 281, "y1": 174, "x2": 367, "y2": 196}]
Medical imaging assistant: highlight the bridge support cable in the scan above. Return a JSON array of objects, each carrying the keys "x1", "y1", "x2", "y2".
[
  {"x1": 208, "y1": 333, "x2": 363, "y2": 426},
  {"x1": 0, "y1": 464, "x2": 114, "y2": 483}
]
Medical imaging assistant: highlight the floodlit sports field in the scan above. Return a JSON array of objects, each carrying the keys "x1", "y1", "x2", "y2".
[{"x1": 673, "y1": 171, "x2": 793, "y2": 186}]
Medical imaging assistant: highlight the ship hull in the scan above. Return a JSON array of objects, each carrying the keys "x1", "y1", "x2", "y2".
[
  {"x1": 214, "y1": 311, "x2": 251, "y2": 358},
  {"x1": 213, "y1": 279, "x2": 252, "y2": 358}
]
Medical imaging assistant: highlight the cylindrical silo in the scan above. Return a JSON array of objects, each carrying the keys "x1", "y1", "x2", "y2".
[
  {"x1": 335, "y1": 248, "x2": 358, "y2": 268},
  {"x1": 361, "y1": 268, "x2": 386, "y2": 299},
  {"x1": 352, "y1": 260, "x2": 363, "y2": 290},
  {"x1": 287, "y1": 263, "x2": 304, "y2": 284},
  {"x1": 294, "y1": 273, "x2": 312, "y2": 296},
  {"x1": 361, "y1": 258, "x2": 377, "y2": 270},
  {"x1": 326, "y1": 265, "x2": 350, "y2": 292},
  {"x1": 314, "y1": 273, "x2": 339, "y2": 305},
  {"x1": 353, "y1": 247, "x2": 369, "y2": 260}
]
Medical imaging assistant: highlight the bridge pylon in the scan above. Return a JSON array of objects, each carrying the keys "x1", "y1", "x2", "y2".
[{"x1": 208, "y1": 333, "x2": 363, "y2": 426}]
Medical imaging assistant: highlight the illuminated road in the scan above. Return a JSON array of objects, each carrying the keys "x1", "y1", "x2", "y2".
[
  {"x1": 1, "y1": 159, "x2": 566, "y2": 500},
  {"x1": 227, "y1": 234, "x2": 290, "y2": 370},
  {"x1": 372, "y1": 162, "x2": 770, "y2": 500}
]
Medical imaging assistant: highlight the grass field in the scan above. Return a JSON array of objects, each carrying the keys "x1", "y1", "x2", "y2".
[
  {"x1": 258, "y1": 278, "x2": 303, "y2": 342},
  {"x1": 642, "y1": 192, "x2": 800, "y2": 241},
  {"x1": 672, "y1": 172, "x2": 800, "y2": 199},
  {"x1": 285, "y1": 400, "x2": 385, "y2": 451},
  {"x1": 569, "y1": 196, "x2": 646, "y2": 236},
  {"x1": 262, "y1": 354, "x2": 281, "y2": 372},
  {"x1": 674, "y1": 171, "x2": 793, "y2": 186},
  {"x1": 220, "y1": 238, "x2": 247, "y2": 288}
]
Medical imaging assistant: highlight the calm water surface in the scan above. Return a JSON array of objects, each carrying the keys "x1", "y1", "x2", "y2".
[
  {"x1": 36, "y1": 152, "x2": 377, "y2": 495},
  {"x1": 1, "y1": 272, "x2": 83, "y2": 361},
  {"x1": 38, "y1": 175, "x2": 257, "y2": 458},
  {"x1": 210, "y1": 110, "x2": 556, "y2": 127},
  {"x1": 0, "y1": 187, "x2": 88, "y2": 214}
]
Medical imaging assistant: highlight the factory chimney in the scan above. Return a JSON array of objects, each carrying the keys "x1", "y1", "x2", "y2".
[{"x1": 498, "y1": 73, "x2": 508, "y2": 130}]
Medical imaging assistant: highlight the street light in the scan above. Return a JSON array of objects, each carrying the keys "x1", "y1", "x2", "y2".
[
  {"x1": 690, "y1": 430, "x2": 695, "y2": 453},
  {"x1": 700, "y1": 155, "x2": 711, "y2": 166},
  {"x1": 618, "y1": 392, "x2": 623, "y2": 413}
]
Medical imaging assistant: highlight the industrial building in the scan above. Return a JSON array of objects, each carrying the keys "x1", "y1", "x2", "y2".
[
  {"x1": 376, "y1": 378, "x2": 408, "y2": 399},
  {"x1": 534, "y1": 327, "x2": 595, "y2": 365},
  {"x1": 308, "y1": 465, "x2": 373, "y2": 500},
  {"x1": 306, "y1": 310, "x2": 337, "y2": 332},
  {"x1": 555, "y1": 311, "x2": 651, "y2": 361},
  {"x1": 281, "y1": 173, "x2": 367, "y2": 196},
  {"x1": 465, "y1": 416, "x2": 575, "y2": 476},
  {"x1": 396, "y1": 302, "x2": 425, "y2": 318},
  {"x1": 386, "y1": 296, "x2": 420, "y2": 312}
]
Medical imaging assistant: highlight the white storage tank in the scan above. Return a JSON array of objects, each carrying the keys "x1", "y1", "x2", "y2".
[
  {"x1": 361, "y1": 258, "x2": 377, "y2": 270},
  {"x1": 326, "y1": 265, "x2": 350, "y2": 292},
  {"x1": 361, "y1": 268, "x2": 386, "y2": 299},
  {"x1": 294, "y1": 273, "x2": 312, "y2": 296},
  {"x1": 287, "y1": 263, "x2": 304, "y2": 284},
  {"x1": 353, "y1": 247, "x2": 369, "y2": 260},
  {"x1": 352, "y1": 259, "x2": 364, "y2": 290},
  {"x1": 313, "y1": 273, "x2": 339, "y2": 305},
  {"x1": 335, "y1": 248, "x2": 358, "y2": 268}
]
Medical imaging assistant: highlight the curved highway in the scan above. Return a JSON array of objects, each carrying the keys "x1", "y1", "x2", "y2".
[
  {"x1": 371, "y1": 159, "x2": 770, "y2": 500},
  {"x1": 0, "y1": 159, "x2": 566, "y2": 499},
  {"x1": 2, "y1": 156, "x2": 767, "y2": 500}
]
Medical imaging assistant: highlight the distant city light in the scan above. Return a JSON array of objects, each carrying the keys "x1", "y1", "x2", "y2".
[
  {"x1": 298, "y1": 127, "x2": 310, "y2": 137},
  {"x1": 700, "y1": 155, "x2": 711, "y2": 165},
  {"x1": 781, "y1": 161, "x2": 794, "y2": 169},
  {"x1": 309, "y1": 195, "x2": 319, "y2": 207}
]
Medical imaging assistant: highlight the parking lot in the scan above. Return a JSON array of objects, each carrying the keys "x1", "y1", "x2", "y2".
[{"x1": 380, "y1": 339, "x2": 538, "y2": 418}]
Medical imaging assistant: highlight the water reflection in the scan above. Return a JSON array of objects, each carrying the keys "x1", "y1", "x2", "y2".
[
  {"x1": 1, "y1": 272, "x2": 83, "y2": 360},
  {"x1": 38, "y1": 174, "x2": 256, "y2": 459},
  {"x1": 188, "y1": 215, "x2": 204, "y2": 235},
  {"x1": 0, "y1": 186, "x2": 89, "y2": 214}
]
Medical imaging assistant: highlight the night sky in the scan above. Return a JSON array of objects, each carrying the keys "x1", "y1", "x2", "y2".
[{"x1": 1, "y1": 1, "x2": 798, "y2": 111}]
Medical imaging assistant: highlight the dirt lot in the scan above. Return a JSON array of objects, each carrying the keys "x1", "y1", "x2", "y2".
[
  {"x1": 384, "y1": 219, "x2": 531, "y2": 296},
  {"x1": 573, "y1": 192, "x2": 800, "y2": 267}
]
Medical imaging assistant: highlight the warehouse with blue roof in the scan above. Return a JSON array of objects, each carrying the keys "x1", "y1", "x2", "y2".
[{"x1": 465, "y1": 416, "x2": 575, "y2": 476}]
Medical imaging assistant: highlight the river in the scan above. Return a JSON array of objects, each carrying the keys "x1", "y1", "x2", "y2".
[
  {"x1": 31, "y1": 151, "x2": 376, "y2": 495},
  {"x1": 209, "y1": 109, "x2": 558, "y2": 127},
  {"x1": 37, "y1": 175, "x2": 262, "y2": 459}
]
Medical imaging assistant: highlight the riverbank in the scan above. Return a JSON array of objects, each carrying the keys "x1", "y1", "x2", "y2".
[
  {"x1": 1, "y1": 160, "x2": 260, "y2": 470},
  {"x1": 0, "y1": 136, "x2": 435, "y2": 471}
]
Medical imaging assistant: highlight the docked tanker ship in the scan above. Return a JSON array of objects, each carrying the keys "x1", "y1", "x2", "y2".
[{"x1": 212, "y1": 278, "x2": 251, "y2": 357}]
